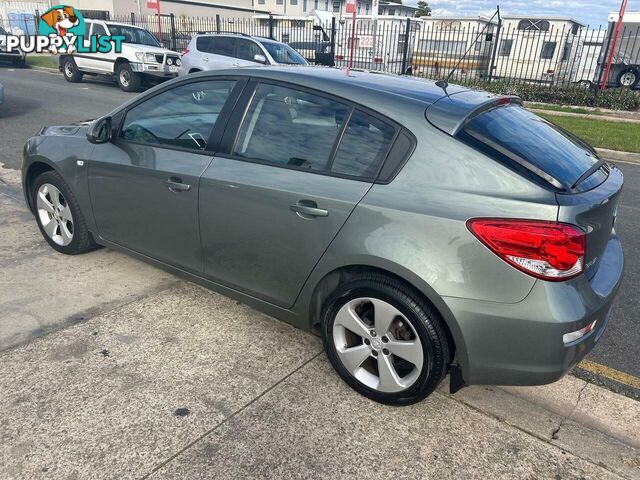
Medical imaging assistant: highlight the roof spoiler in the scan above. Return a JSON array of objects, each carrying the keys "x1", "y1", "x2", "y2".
[{"x1": 425, "y1": 90, "x2": 522, "y2": 136}]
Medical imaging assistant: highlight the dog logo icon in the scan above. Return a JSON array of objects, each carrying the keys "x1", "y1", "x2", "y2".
[{"x1": 38, "y1": 5, "x2": 85, "y2": 53}]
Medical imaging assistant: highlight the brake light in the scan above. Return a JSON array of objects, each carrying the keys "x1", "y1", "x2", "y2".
[
  {"x1": 182, "y1": 48, "x2": 189, "y2": 56},
  {"x1": 467, "y1": 219, "x2": 585, "y2": 281},
  {"x1": 336, "y1": 55, "x2": 344, "y2": 60},
  {"x1": 374, "y1": 57, "x2": 383, "y2": 64}
]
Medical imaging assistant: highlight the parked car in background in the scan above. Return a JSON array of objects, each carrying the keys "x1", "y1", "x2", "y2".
[
  {"x1": 179, "y1": 33, "x2": 308, "y2": 75},
  {"x1": 59, "y1": 20, "x2": 181, "y2": 92},
  {"x1": 0, "y1": 25, "x2": 26, "y2": 67},
  {"x1": 22, "y1": 67, "x2": 623, "y2": 405},
  {"x1": 288, "y1": 41, "x2": 335, "y2": 66}
]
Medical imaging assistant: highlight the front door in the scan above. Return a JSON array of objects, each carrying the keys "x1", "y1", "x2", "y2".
[
  {"x1": 199, "y1": 82, "x2": 397, "y2": 307},
  {"x1": 88, "y1": 78, "x2": 240, "y2": 273}
]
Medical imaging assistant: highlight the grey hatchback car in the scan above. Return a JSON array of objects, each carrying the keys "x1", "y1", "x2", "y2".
[{"x1": 22, "y1": 67, "x2": 623, "y2": 405}]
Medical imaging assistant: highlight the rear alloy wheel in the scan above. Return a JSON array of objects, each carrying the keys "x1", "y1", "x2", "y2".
[
  {"x1": 116, "y1": 63, "x2": 142, "y2": 92},
  {"x1": 32, "y1": 171, "x2": 97, "y2": 255},
  {"x1": 322, "y1": 275, "x2": 450, "y2": 405},
  {"x1": 617, "y1": 67, "x2": 639, "y2": 88}
]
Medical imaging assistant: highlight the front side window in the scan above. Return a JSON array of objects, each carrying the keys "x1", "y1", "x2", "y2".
[
  {"x1": 235, "y1": 39, "x2": 263, "y2": 62},
  {"x1": 233, "y1": 84, "x2": 348, "y2": 171},
  {"x1": 259, "y1": 41, "x2": 307, "y2": 64},
  {"x1": 541, "y1": 41, "x2": 557, "y2": 59},
  {"x1": 107, "y1": 24, "x2": 159, "y2": 46},
  {"x1": 91, "y1": 23, "x2": 107, "y2": 37},
  {"x1": 121, "y1": 80, "x2": 236, "y2": 151},
  {"x1": 330, "y1": 110, "x2": 395, "y2": 178}
]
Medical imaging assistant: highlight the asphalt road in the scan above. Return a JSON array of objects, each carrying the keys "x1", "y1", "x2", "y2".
[{"x1": 1, "y1": 66, "x2": 639, "y2": 387}]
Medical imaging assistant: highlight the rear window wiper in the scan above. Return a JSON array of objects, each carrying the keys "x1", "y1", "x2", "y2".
[{"x1": 571, "y1": 158, "x2": 607, "y2": 191}]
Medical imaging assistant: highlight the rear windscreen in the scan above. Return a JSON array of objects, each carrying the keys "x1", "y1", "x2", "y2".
[{"x1": 459, "y1": 105, "x2": 607, "y2": 192}]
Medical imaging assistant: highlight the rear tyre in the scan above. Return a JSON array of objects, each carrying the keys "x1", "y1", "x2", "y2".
[
  {"x1": 116, "y1": 63, "x2": 142, "y2": 92},
  {"x1": 32, "y1": 171, "x2": 97, "y2": 255},
  {"x1": 62, "y1": 57, "x2": 83, "y2": 83},
  {"x1": 321, "y1": 274, "x2": 450, "y2": 405},
  {"x1": 616, "y1": 67, "x2": 639, "y2": 88}
]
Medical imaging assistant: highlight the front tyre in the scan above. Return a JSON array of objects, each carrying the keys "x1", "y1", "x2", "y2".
[
  {"x1": 62, "y1": 57, "x2": 83, "y2": 83},
  {"x1": 116, "y1": 63, "x2": 142, "y2": 92},
  {"x1": 32, "y1": 171, "x2": 97, "y2": 255},
  {"x1": 321, "y1": 274, "x2": 450, "y2": 405}
]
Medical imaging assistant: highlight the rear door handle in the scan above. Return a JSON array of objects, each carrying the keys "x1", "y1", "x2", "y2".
[
  {"x1": 290, "y1": 201, "x2": 329, "y2": 218},
  {"x1": 166, "y1": 177, "x2": 191, "y2": 192}
]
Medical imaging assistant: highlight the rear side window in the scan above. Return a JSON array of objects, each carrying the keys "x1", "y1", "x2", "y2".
[
  {"x1": 330, "y1": 111, "x2": 395, "y2": 178},
  {"x1": 233, "y1": 83, "x2": 348, "y2": 171},
  {"x1": 213, "y1": 37, "x2": 236, "y2": 57},
  {"x1": 460, "y1": 105, "x2": 607, "y2": 191}
]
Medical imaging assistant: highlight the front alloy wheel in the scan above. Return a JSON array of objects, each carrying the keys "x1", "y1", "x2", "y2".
[{"x1": 37, "y1": 183, "x2": 74, "y2": 246}]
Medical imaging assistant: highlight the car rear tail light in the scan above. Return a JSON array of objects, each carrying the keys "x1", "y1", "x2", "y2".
[
  {"x1": 336, "y1": 55, "x2": 344, "y2": 60},
  {"x1": 466, "y1": 219, "x2": 585, "y2": 281},
  {"x1": 182, "y1": 48, "x2": 189, "y2": 56},
  {"x1": 374, "y1": 57, "x2": 383, "y2": 64}
]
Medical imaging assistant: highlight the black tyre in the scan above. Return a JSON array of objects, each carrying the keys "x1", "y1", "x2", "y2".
[
  {"x1": 32, "y1": 171, "x2": 98, "y2": 255},
  {"x1": 62, "y1": 57, "x2": 83, "y2": 83},
  {"x1": 321, "y1": 274, "x2": 450, "y2": 405},
  {"x1": 116, "y1": 62, "x2": 142, "y2": 92},
  {"x1": 616, "y1": 67, "x2": 639, "y2": 88}
]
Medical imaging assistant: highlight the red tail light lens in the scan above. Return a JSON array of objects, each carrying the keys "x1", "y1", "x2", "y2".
[
  {"x1": 182, "y1": 48, "x2": 190, "y2": 56},
  {"x1": 467, "y1": 219, "x2": 585, "y2": 281}
]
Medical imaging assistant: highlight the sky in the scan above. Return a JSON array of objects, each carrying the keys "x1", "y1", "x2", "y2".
[{"x1": 405, "y1": 0, "x2": 640, "y2": 27}]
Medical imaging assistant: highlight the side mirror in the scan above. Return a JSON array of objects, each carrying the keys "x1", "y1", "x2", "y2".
[
  {"x1": 87, "y1": 116, "x2": 112, "y2": 144},
  {"x1": 253, "y1": 53, "x2": 268, "y2": 64}
]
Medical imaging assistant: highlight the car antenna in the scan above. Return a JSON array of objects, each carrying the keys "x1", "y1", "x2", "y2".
[{"x1": 436, "y1": 6, "x2": 501, "y2": 92}]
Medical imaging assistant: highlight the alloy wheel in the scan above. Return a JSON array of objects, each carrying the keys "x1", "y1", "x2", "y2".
[
  {"x1": 36, "y1": 183, "x2": 74, "y2": 246},
  {"x1": 332, "y1": 297, "x2": 424, "y2": 393}
]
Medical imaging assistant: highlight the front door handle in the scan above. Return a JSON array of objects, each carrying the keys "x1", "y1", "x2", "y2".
[
  {"x1": 290, "y1": 200, "x2": 329, "y2": 218},
  {"x1": 166, "y1": 177, "x2": 191, "y2": 192}
]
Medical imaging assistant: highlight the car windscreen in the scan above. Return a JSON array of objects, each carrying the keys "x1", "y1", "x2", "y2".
[
  {"x1": 107, "y1": 24, "x2": 160, "y2": 47},
  {"x1": 458, "y1": 105, "x2": 608, "y2": 192},
  {"x1": 258, "y1": 41, "x2": 308, "y2": 65}
]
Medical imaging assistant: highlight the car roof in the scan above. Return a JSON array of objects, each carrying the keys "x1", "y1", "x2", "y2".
[{"x1": 199, "y1": 66, "x2": 465, "y2": 108}]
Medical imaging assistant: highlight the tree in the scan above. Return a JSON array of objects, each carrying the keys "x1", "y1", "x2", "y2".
[{"x1": 415, "y1": 0, "x2": 431, "y2": 17}]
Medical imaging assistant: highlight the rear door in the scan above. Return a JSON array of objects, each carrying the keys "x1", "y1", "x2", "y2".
[
  {"x1": 199, "y1": 81, "x2": 397, "y2": 307},
  {"x1": 209, "y1": 36, "x2": 240, "y2": 69}
]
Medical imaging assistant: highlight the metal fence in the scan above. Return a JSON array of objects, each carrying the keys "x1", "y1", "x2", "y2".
[{"x1": 2, "y1": 9, "x2": 640, "y2": 90}]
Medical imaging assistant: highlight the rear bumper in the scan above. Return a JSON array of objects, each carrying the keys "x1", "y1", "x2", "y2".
[{"x1": 445, "y1": 233, "x2": 624, "y2": 386}]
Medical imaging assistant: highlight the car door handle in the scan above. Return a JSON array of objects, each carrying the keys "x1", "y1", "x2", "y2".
[
  {"x1": 166, "y1": 177, "x2": 191, "y2": 192},
  {"x1": 290, "y1": 201, "x2": 329, "y2": 218}
]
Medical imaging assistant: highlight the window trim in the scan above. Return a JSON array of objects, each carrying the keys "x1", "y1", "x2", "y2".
[
  {"x1": 114, "y1": 76, "x2": 248, "y2": 156},
  {"x1": 218, "y1": 78, "x2": 402, "y2": 183}
]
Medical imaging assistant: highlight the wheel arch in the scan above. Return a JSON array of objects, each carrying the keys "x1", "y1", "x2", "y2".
[
  {"x1": 114, "y1": 57, "x2": 129, "y2": 72},
  {"x1": 189, "y1": 68, "x2": 201, "y2": 74},
  {"x1": 303, "y1": 261, "x2": 464, "y2": 366},
  {"x1": 23, "y1": 159, "x2": 58, "y2": 214}
]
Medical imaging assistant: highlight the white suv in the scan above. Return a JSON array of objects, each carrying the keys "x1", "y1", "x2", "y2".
[
  {"x1": 60, "y1": 20, "x2": 181, "y2": 92},
  {"x1": 179, "y1": 33, "x2": 308, "y2": 76}
]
